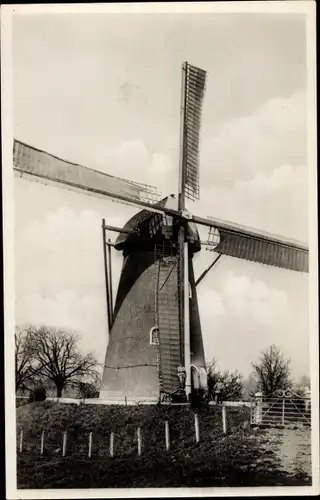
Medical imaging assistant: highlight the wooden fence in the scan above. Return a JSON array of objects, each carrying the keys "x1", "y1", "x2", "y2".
[{"x1": 17, "y1": 406, "x2": 238, "y2": 458}]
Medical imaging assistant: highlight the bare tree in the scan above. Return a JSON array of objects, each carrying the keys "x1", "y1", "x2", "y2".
[
  {"x1": 15, "y1": 326, "x2": 43, "y2": 392},
  {"x1": 252, "y1": 344, "x2": 292, "y2": 396},
  {"x1": 207, "y1": 358, "x2": 243, "y2": 401},
  {"x1": 28, "y1": 325, "x2": 99, "y2": 397}
]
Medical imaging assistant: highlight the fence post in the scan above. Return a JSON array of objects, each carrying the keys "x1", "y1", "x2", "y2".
[
  {"x1": 137, "y1": 427, "x2": 142, "y2": 456},
  {"x1": 19, "y1": 429, "x2": 23, "y2": 454},
  {"x1": 304, "y1": 388, "x2": 311, "y2": 412},
  {"x1": 282, "y1": 399, "x2": 285, "y2": 426},
  {"x1": 88, "y1": 432, "x2": 92, "y2": 458},
  {"x1": 62, "y1": 431, "x2": 67, "y2": 457},
  {"x1": 194, "y1": 413, "x2": 200, "y2": 443},
  {"x1": 254, "y1": 392, "x2": 263, "y2": 424},
  {"x1": 222, "y1": 405, "x2": 227, "y2": 434},
  {"x1": 110, "y1": 432, "x2": 114, "y2": 458},
  {"x1": 165, "y1": 421, "x2": 170, "y2": 451},
  {"x1": 40, "y1": 430, "x2": 45, "y2": 456}
]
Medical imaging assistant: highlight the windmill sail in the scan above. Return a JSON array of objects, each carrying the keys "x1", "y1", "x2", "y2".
[
  {"x1": 182, "y1": 63, "x2": 206, "y2": 202},
  {"x1": 197, "y1": 215, "x2": 308, "y2": 273},
  {"x1": 13, "y1": 139, "x2": 161, "y2": 204},
  {"x1": 13, "y1": 137, "x2": 309, "y2": 274}
]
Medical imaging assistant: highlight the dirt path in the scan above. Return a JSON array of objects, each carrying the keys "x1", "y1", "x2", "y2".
[{"x1": 260, "y1": 425, "x2": 311, "y2": 478}]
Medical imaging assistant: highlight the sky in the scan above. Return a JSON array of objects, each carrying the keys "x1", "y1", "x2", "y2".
[{"x1": 12, "y1": 11, "x2": 310, "y2": 381}]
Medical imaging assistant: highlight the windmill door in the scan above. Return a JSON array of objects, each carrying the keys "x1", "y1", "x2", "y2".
[{"x1": 191, "y1": 365, "x2": 200, "y2": 391}]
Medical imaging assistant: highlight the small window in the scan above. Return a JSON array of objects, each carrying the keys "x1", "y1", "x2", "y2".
[
  {"x1": 149, "y1": 214, "x2": 163, "y2": 236},
  {"x1": 189, "y1": 283, "x2": 192, "y2": 298},
  {"x1": 150, "y1": 326, "x2": 159, "y2": 345}
]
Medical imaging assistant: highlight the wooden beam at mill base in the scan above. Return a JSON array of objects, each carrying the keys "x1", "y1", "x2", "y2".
[
  {"x1": 107, "y1": 238, "x2": 113, "y2": 318},
  {"x1": 183, "y1": 240, "x2": 191, "y2": 398},
  {"x1": 102, "y1": 223, "x2": 135, "y2": 236},
  {"x1": 102, "y1": 219, "x2": 112, "y2": 333}
]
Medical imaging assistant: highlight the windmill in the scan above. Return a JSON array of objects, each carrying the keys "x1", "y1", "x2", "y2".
[{"x1": 13, "y1": 62, "x2": 309, "y2": 404}]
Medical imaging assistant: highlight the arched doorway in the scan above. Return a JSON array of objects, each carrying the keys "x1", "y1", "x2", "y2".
[
  {"x1": 191, "y1": 365, "x2": 200, "y2": 391},
  {"x1": 191, "y1": 365, "x2": 208, "y2": 391}
]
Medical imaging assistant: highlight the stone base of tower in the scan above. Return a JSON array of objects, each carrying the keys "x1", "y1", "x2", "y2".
[
  {"x1": 100, "y1": 365, "x2": 160, "y2": 402},
  {"x1": 98, "y1": 390, "x2": 159, "y2": 404}
]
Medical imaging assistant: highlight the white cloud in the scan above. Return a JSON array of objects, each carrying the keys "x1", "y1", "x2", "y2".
[
  {"x1": 15, "y1": 205, "x2": 126, "y2": 298},
  {"x1": 87, "y1": 140, "x2": 177, "y2": 196},
  {"x1": 198, "y1": 270, "x2": 307, "y2": 377},
  {"x1": 222, "y1": 272, "x2": 289, "y2": 326},
  {"x1": 86, "y1": 92, "x2": 307, "y2": 221},
  {"x1": 193, "y1": 163, "x2": 308, "y2": 241},
  {"x1": 192, "y1": 91, "x2": 308, "y2": 241},
  {"x1": 200, "y1": 91, "x2": 306, "y2": 187},
  {"x1": 198, "y1": 271, "x2": 289, "y2": 330},
  {"x1": 198, "y1": 289, "x2": 226, "y2": 320}
]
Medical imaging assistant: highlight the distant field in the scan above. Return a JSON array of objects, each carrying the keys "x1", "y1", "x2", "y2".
[{"x1": 16, "y1": 401, "x2": 311, "y2": 488}]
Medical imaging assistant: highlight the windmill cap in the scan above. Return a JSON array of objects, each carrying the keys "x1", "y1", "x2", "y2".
[{"x1": 113, "y1": 195, "x2": 201, "y2": 253}]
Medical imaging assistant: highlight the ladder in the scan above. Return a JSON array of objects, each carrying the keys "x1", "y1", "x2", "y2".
[{"x1": 155, "y1": 243, "x2": 182, "y2": 394}]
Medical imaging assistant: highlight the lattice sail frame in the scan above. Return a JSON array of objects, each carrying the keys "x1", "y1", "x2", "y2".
[
  {"x1": 183, "y1": 63, "x2": 207, "y2": 202},
  {"x1": 13, "y1": 139, "x2": 162, "y2": 205},
  {"x1": 203, "y1": 217, "x2": 308, "y2": 273}
]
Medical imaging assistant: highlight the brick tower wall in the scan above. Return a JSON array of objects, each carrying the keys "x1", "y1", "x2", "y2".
[{"x1": 100, "y1": 251, "x2": 159, "y2": 400}]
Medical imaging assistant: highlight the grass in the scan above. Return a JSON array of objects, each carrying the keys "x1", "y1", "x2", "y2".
[{"x1": 16, "y1": 401, "x2": 312, "y2": 488}]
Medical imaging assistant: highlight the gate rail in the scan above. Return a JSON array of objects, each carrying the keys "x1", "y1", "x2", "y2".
[{"x1": 250, "y1": 390, "x2": 311, "y2": 426}]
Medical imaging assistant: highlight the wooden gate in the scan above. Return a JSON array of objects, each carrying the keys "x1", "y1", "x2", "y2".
[{"x1": 251, "y1": 389, "x2": 311, "y2": 426}]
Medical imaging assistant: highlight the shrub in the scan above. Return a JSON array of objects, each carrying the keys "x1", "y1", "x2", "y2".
[
  {"x1": 29, "y1": 387, "x2": 46, "y2": 402},
  {"x1": 190, "y1": 389, "x2": 207, "y2": 409}
]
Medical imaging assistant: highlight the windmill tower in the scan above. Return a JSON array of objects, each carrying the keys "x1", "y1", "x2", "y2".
[
  {"x1": 13, "y1": 62, "x2": 309, "y2": 404},
  {"x1": 100, "y1": 195, "x2": 206, "y2": 402}
]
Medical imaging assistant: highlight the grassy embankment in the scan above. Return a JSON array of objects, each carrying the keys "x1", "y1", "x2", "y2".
[{"x1": 16, "y1": 401, "x2": 311, "y2": 488}]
